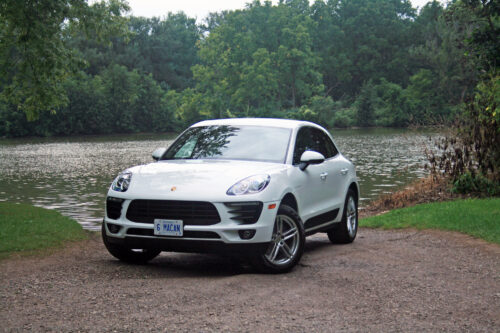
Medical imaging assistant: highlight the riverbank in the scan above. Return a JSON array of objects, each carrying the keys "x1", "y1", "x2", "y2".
[
  {"x1": 360, "y1": 175, "x2": 458, "y2": 217},
  {"x1": 361, "y1": 198, "x2": 500, "y2": 244},
  {"x1": 0, "y1": 202, "x2": 87, "y2": 259}
]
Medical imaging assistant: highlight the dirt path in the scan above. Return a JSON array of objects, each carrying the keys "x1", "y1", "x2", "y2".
[{"x1": 1, "y1": 228, "x2": 499, "y2": 332}]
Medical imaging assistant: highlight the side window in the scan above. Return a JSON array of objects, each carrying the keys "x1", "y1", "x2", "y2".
[
  {"x1": 293, "y1": 127, "x2": 313, "y2": 165},
  {"x1": 311, "y1": 128, "x2": 338, "y2": 159}
]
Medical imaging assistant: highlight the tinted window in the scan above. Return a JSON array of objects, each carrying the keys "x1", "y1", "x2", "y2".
[
  {"x1": 293, "y1": 127, "x2": 338, "y2": 164},
  {"x1": 293, "y1": 127, "x2": 313, "y2": 164},
  {"x1": 162, "y1": 125, "x2": 291, "y2": 163},
  {"x1": 311, "y1": 128, "x2": 338, "y2": 158}
]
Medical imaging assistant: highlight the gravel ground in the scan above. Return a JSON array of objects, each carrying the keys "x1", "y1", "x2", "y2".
[{"x1": 1, "y1": 228, "x2": 499, "y2": 332}]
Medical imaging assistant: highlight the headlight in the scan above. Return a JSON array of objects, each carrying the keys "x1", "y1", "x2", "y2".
[
  {"x1": 111, "y1": 171, "x2": 132, "y2": 192},
  {"x1": 227, "y1": 174, "x2": 270, "y2": 195}
]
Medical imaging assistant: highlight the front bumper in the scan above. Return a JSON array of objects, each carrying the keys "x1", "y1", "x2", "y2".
[
  {"x1": 103, "y1": 200, "x2": 279, "y2": 247},
  {"x1": 105, "y1": 233, "x2": 269, "y2": 255}
]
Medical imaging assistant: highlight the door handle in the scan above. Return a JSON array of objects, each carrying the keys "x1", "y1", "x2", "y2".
[
  {"x1": 320, "y1": 172, "x2": 328, "y2": 180},
  {"x1": 340, "y1": 168, "x2": 349, "y2": 175}
]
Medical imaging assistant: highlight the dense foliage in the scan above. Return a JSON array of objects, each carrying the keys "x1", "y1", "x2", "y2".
[
  {"x1": 425, "y1": 0, "x2": 499, "y2": 194},
  {"x1": 0, "y1": 0, "x2": 497, "y2": 137},
  {"x1": 0, "y1": 0, "x2": 130, "y2": 121}
]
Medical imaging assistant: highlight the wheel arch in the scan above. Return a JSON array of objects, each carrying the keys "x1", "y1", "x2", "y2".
[
  {"x1": 348, "y1": 181, "x2": 359, "y2": 204},
  {"x1": 280, "y1": 192, "x2": 298, "y2": 214}
]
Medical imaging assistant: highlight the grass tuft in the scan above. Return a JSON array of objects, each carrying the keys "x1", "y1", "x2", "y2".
[
  {"x1": 361, "y1": 198, "x2": 500, "y2": 244},
  {"x1": 0, "y1": 202, "x2": 87, "y2": 258}
]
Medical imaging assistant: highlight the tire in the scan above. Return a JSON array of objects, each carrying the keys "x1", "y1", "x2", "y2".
[
  {"x1": 327, "y1": 189, "x2": 358, "y2": 244},
  {"x1": 252, "y1": 205, "x2": 305, "y2": 273},
  {"x1": 101, "y1": 223, "x2": 161, "y2": 264}
]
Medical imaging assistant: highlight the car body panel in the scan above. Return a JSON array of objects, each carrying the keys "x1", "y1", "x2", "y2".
[
  {"x1": 120, "y1": 159, "x2": 289, "y2": 202},
  {"x1": 104, "y1": 118, "x2": 359, "y2": 248}
]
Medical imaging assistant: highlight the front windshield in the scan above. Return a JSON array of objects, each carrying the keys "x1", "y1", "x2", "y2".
[{"x1": 162, "y1": 125, "x2": 291, "y2": 163}]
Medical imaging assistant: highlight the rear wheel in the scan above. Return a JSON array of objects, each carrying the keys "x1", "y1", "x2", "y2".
[
  {"x1": 252, "y1": 205, "x2": 305, "y2": 273},
  {"x1": 101, "y1": 223, "x2": 161, "y2": 264},
  {"x1": 327, "y1": 189, "x2": 358, "y2": 244}
]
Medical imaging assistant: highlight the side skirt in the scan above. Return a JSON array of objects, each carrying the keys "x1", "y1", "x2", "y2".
[{"x1": 304, "y1": 208, "x2": 339, "y2": 236}]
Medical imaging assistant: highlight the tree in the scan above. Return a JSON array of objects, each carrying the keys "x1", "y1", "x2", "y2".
[
  {"x1": 459, "y1": 0, "x2": 499, "y2": 70},
  {"x1": 0, "y1": 0, "x2": 129, "y2": 120},
  {"x1": 426, "y1": 0, "x2": 500, "y2": 195},
  {"x1": 373, "y1": 79, "x2": 411, "y2": 126},
  {"x1": 355, "y1": 81, "x2": 375, "y2": 127},
  {"x1": 192, "y1": 0, "x2": 323, "y2": 117},
  {"x1": 313, "y1": 0, "x2": 416, "y2": 98},
  {"x1": 412, "y1": 1, "x2": 478, "y2": 104},
  {"x1": 2, "y1": 0, "x2": 496, "y2": 137}
]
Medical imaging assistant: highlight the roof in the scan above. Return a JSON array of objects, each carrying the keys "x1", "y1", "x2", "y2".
[{"x1": 192, "y1": 118, "x2": 318, "y2": 129}]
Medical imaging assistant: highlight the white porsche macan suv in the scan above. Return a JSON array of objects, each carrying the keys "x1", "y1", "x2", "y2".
[{"x1": 102, "y1": 118, "x2": 359, "y2": 273}]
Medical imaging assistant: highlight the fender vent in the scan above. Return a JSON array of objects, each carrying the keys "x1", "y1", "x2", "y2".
[
  {"x1": 224, "y1": 202, "x2": 263, "y2": 224},
  {"x1": 106, "y1": 197, "x2": 124, "y2": 220}
]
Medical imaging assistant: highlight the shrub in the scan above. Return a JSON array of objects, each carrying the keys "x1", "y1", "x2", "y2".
[
  {"x1": 452, "y1": 172, "x2": 500, "y2": 196},
  {"x1": 426, "y1": 72, "x2": 499, "y2": 196},
  {"x1": 332, "y1": 107, "x2": 356, "y2": 128}
]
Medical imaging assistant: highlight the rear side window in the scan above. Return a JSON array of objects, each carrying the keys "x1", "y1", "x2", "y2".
[{"x1": 293, "y1": 127, "x2": 338, "y2": 165}]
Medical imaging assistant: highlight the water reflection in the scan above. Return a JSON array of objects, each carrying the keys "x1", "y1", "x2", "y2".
[
  {"x1": 333, "y1": 128, "x2": 437, "y2": 204},
  {"x1": 0, "y1": 129, "x2": 438, "y2": 230},
  {"x1": 0, "y1": 136, "x2": 177, "y2": 230}
]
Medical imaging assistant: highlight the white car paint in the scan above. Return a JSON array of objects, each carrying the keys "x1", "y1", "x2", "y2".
[{"x1": 103, "y1": 118, "x2": 359, "y2": 245}]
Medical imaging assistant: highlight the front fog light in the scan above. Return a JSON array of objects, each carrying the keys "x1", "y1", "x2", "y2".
[
  {"x1": 238, "y1": 229, "x2": 256, "y2": 240},
  {"x1": 107, "y1": 223, "x2": 121, "y2": 234}
]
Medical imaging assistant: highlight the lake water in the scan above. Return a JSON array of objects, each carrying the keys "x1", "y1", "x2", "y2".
[{"x1": 0, "y1": 128, "x2": 438, "y2": 230}]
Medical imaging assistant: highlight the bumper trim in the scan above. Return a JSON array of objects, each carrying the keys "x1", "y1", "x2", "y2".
[{"x1": 106, "y1": 235, "x2": 270, "y2": 255}]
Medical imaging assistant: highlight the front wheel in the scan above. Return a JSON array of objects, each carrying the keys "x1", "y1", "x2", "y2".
[
  {"x1": 251, "y1": 205, "x2": 305, "y2": 273},
  {"x1": 101, "y1": 223, "x2": 161, "y2": 264},
  {"x1": 327, "y1": 189, "x2": 358, "y2": 244}
]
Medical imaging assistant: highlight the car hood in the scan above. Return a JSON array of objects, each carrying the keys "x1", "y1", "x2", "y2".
[{"x1": 119, "y1": 159, "x2": 288, "y2": 201}]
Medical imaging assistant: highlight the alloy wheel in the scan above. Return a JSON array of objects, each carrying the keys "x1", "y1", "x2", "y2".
[
  {"x1": 265, "y1": 214, "x2": 300, "y2": 266},
  {"x1": 346, "y1": 196, "x2": 357, "y2": 238}
]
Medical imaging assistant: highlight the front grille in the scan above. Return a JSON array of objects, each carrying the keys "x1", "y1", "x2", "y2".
[
  {"x1": 126, "y1": 200, "x2": 221, "y2": 225},
  {"x1": 106, "y1": 197, "x2": 124, "y2": 219},
  {"x1": 127, "y1": 228, "x2": 220, "y2": 239},
  {"x1": 224, "y1": 201, "x2": 263, "y2": 224}
]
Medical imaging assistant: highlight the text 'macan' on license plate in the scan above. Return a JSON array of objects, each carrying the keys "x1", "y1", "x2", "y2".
[{"x1": 154, "y1": 219, "x2": 183, "y2": 237}]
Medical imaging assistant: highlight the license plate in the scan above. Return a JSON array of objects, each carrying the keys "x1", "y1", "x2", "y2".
[{"x1": 154, "y1": 219, "x2": 183, "y2": 237}]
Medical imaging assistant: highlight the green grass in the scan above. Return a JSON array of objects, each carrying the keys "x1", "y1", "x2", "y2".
[
  {"x1": 361, "y1": 198, "x2": 500, "y2": 244},
  {"x1": 0, "y1": 202, "x2": 87, "y2": 258}
]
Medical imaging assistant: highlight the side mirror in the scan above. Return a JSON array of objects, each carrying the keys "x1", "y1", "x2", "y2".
[
  {"x1": 299, "y1": 150, "x2": 325, "y2": 171},
  {"x1": 152, "y1": 148, "x2": 167, "y2": 161}
]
